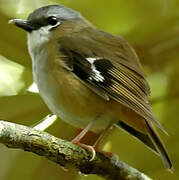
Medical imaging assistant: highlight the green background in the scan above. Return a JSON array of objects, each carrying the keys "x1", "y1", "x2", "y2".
[{"x1": 0, "y1": 0, "x2": 178, "y2": 179}]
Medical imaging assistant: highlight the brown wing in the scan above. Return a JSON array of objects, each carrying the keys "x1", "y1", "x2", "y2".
[
  {"x1": 58, "y1": 28, "x2": 172, "y2": 169},
  {"x1": 58, "y1": 28, "x2": 164, "y2": 131}
]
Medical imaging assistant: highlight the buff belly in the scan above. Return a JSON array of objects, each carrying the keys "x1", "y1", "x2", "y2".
[
  {"x1": 34, "y1": 61, "x2": 119, "y2": 133},
  {"x1": 32, "y1": 49, "x2": 147, "y2": 134}
]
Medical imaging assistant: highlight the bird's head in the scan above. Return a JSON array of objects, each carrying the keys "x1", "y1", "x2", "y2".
[{"x1": 9, "y1": 5, "x2": 92, "y2": 60}]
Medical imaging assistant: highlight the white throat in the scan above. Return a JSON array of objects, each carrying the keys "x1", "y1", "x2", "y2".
[{"x1": 27, "y1": 26, "x2": 51, "y2": 62}]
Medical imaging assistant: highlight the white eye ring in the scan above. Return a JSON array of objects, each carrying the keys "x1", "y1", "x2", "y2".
[{"x1": 48, "y1": 21, "x2": 61, "y2": 31}]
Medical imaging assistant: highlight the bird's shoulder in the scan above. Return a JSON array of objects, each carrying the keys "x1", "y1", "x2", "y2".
[{"x1": 58, "y1": 27, "x2": 150, "y2": 96}]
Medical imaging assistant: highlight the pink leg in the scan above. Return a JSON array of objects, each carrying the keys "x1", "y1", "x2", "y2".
[
  {"x1": 72, "y1": 121, "x2": 94, "y2": 144},
  {"x1": 72, "y1": 121, "x2": 96, "y2": 161},
  {"x1": 72, "y1": 121, "x2": 115, "y2": 161},
  {"x1": 92, "y1": 125, "x2": 115, "y2": 158},
  {"x1": 93, "y1": 124, "x2": 112, "y2": 150}
]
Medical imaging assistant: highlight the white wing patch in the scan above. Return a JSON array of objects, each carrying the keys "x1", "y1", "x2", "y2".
[{"x1": 86, "y1": 57, "x2": 105, "y2": 82}]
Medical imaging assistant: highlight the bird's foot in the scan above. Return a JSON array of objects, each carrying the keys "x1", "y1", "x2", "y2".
[
  {"x1": 72, "y1": 140, "x2": 96, "y2": 161},
  {"x1": 72, "y1": 139, "x2": 118, "y2": 162}
]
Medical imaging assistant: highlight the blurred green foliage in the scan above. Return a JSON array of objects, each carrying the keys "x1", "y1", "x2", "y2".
[{"x1": 0, "y1": 0, "x2": 178, "y2": 180}]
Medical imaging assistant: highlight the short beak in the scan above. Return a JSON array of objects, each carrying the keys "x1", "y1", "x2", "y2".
[{"x1": 8, "y1": 19, "x2": 36, "y2": 32}]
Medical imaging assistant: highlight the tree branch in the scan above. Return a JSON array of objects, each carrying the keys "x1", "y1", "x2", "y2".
[{"x1": 0, "y1": 120, "x2": 152, "y2": 180}]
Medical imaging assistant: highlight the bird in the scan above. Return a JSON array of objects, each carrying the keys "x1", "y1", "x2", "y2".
[{"x1": 9, "y1": 4, "x2": 172, "y2": 170}]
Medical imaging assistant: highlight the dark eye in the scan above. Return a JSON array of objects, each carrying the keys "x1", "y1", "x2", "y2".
[{"x1": 47, "y1": 16, "x2": 58, "y2": 25}]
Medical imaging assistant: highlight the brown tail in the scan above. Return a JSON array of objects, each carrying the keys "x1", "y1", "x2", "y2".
[
  {"x1": 117, "y1": 120, "x2": 173, "y2": 170},
  {"x1": 145, "y1": 120, "x2": 173, "y2": 170}
]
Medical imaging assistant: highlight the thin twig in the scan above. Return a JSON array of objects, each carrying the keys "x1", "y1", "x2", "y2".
[{"x1": 0, "y1": 120, "x2": 152, "y2": 180}]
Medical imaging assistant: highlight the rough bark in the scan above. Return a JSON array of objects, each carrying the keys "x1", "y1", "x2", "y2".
[{"x1": 0, "y1": 120, "x2": 152, "y2": 180}]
